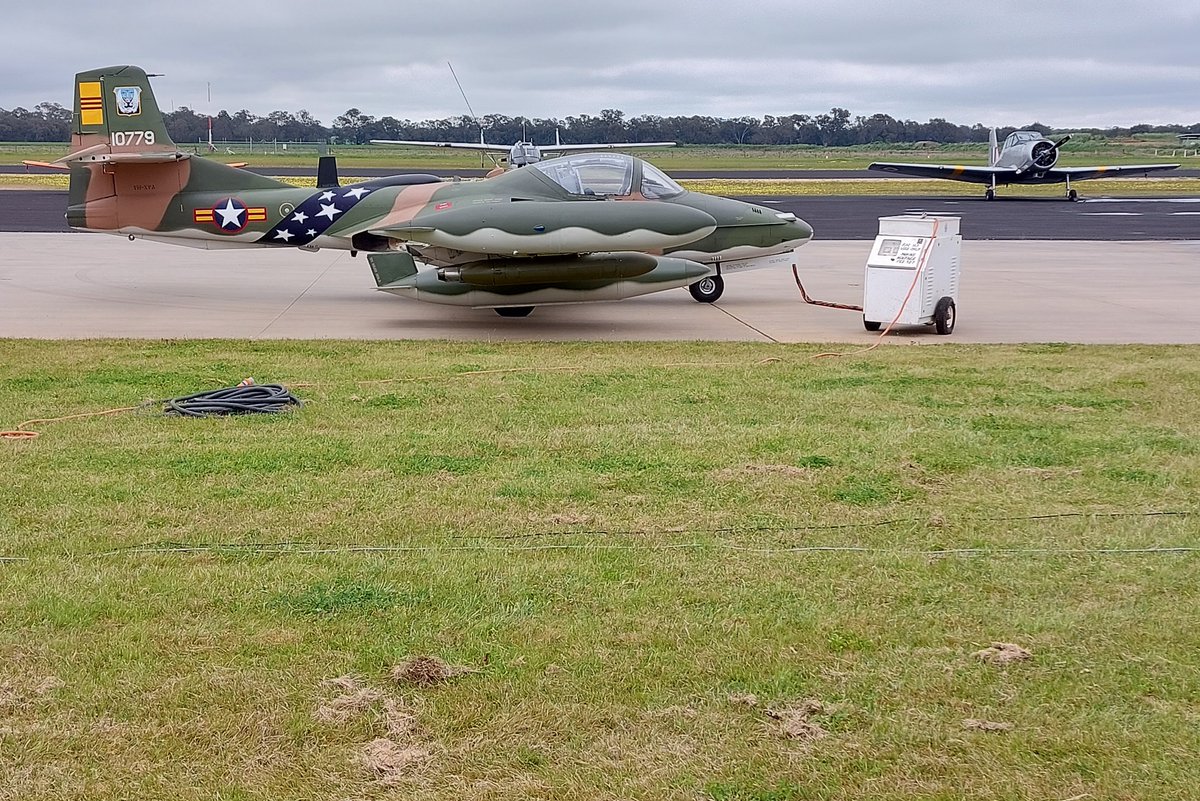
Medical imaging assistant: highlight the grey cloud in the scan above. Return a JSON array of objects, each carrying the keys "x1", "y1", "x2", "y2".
[{"x1": 3, "y1": 0, "x2": 1197, "y2": 128}]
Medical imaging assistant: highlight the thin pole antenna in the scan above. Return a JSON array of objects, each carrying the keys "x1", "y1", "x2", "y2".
[
  {"x1": 448, "y1": 61, "x2": 480, "y2": 130},
  {"x1": 447, "y1": 61, "x2": 500, "y2": 168}
]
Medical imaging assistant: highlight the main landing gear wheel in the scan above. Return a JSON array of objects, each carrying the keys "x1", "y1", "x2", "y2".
[
  {"x1": 494, "y1": 306, "x2": 534, "y2": 318},
  {"x1": 934, "y1": 296, "x2": 956, "y2": 335},
  {"x1": 688, "y1": 275, "x2": 724, "y2": 303},
  {"x1": 1067, "y1": 188, "x2": 1079, "y2": 201},
  {"x1": 863, "y1": 318, "x2": 882, "y2": 331},
  {"x1": 984, "y1": 188, "x2": 996, "y2": 200}
]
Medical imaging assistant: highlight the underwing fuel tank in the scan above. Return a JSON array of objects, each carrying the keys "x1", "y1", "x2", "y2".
[
  {"x1": 375, "y1": 252, "x2": 715, "y2": 308},
  {"x1": 437, "y1": 253, "x2": 657, "y2": 286}
]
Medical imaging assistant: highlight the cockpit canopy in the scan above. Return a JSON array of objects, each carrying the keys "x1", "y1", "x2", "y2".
[
  {"x1": 509, "y1": 142, "x2": 540, "y2": 165},
  {"x1": 532, "y1": 153, "x2": 685, "y2": 199},
  {"x1": 1003, "y1": 131, "x2": 1042, "y2": 150}
]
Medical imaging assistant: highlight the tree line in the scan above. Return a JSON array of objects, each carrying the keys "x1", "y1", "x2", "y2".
[{"x1": 2, "y1": 101, "x2": 1196, "y2": 146}]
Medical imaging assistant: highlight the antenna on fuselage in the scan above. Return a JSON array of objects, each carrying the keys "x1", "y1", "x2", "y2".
[{"x1": 447, "y1": 61, "x2": 501, "y2": 169}]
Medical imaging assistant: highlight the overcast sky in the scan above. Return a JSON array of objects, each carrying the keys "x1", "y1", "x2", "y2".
[{"x1": 4, "y1": 1, "x2": 1198, "y2": 129}]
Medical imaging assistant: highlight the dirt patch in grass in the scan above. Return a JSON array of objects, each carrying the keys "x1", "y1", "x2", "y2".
[
  {"x1": 0, "y1": 674, "x2": 63, "y2": 711},
  {"x1": 729, "y1": 692, "x2": 760, "y2": 708},
  {"x1": 764, "y1": 699, "x2": 831, "y2": 741},
  {"x1": 963, "y1": 718, "x2": 1014, "y2": 732},
  {"x1": 1014, "y1": 467, "x2": 1083, "y2": 479},
  {"x1": 314, "y1": 675, "x2": 385, "y2": 725},
  {"x1": 391, "y1": 655, "x2": 472, "y2": 687},
  {"x1": 711, "y1": 464, "x2": 814, "y2": 481},
  {"x1": 360, "y1": 737, "x2": 431, "y2": 785},
  {"x1": 316, "y1": 675, "x2": 432, "y2": 785},
  {"x1": 975, "y1": 642, "x2": 1033, "y2": 665}
]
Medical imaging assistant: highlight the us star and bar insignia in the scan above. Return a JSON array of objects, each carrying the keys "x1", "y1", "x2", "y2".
[{"x1": 194, "y1": 198, "x2": 268, "y2": 233}]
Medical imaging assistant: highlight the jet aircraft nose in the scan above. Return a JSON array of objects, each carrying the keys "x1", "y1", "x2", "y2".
[{"x1": 780, "y1": 213, "x2": 814, "y2": 246}]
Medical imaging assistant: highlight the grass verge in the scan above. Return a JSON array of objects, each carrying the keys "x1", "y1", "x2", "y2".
[{"x1": 2, "y1": 340, "x2": 1198, "y2": 800}]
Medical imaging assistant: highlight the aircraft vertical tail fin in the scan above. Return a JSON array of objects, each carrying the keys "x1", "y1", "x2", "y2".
[
  {"x1": 68, "y1": 65, "x2": 178, "y2": 158},
  {"x1": 988, "y1": 127, "x2": 1000, "y2": 166},
  {"x1": 63, "y1": 65, "x2": 287, "y2": 233}
]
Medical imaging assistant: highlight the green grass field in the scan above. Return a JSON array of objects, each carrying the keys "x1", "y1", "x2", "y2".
[{"x1": 2, "y1": 340, "x2": 1198, "y2": 800}]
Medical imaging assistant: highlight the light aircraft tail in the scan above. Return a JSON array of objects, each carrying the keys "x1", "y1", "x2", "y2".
[
  {"x1": 70, "y1": 65, "x2": 177, "y2": 156},
  {"x1": 988, "y1": 127, "x2": 1000, "y2": 166},
  {"x1": 63, "y1": 65, "x2": 286, "y2": 231}
]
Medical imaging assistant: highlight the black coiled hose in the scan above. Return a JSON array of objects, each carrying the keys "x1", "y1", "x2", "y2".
[{"x1": 163, "y1": 384, "x2": 302, "y2": 417}]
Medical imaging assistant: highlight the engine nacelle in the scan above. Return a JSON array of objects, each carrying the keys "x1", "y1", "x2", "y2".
[{"x1": 1030, "y1": 140, "x2": 1059, "y2": 170}]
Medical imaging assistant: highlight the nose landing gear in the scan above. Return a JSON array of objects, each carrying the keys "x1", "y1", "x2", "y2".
[{"x1": 688, "y1": 275, "x2": 724, "y2": 303}]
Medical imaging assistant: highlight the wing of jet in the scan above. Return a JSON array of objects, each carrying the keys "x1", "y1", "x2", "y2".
[
  {"x1": 372, "y1": 137, "x2": 677, "y2": 168},
  {"x1": 371, "y1": 139, "x2": 675, "y2": 152},
  {"x1": 370, "y1": 139, "x2": 512, "y2": 153},
  {"x1": 547, "y1": 141, "x2": 676, "y2": 153}
]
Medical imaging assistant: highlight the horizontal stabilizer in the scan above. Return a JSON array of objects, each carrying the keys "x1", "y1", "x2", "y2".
[
  {"x1": 368, "y1": 251, "x2": 420, "y2": 287},
  {"x1": 57, "y1": 147, "x2": 190, "y2": 165},
  {"x1": 22, "y1": 160, "x2": 69, "y2": 171}
]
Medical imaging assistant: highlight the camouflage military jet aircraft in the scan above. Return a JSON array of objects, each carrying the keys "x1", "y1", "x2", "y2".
[
  {"x1": 57, "y1": 65, "x2": 812, "y2": 316},
  {"x1": 869, "y1": 128, "x2": 1179, "y2": 200}
]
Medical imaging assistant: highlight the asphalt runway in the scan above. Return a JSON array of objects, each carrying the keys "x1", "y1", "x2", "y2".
[
  {"x1": 3, "y1": 233, "x2": 1198, "y2": 343},
  {"x1": 4, "y1": 190, "x2": 1199, "y2": 240}
]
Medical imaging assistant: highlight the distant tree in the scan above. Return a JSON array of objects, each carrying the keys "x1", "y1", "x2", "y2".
[{"x1": 815, "y1": 107, "x2": 852, "y2": 146}]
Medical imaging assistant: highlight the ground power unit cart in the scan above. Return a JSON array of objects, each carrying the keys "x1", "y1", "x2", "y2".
[{"x1": 862, "y1": 215, "x2": 961, "y2": 334}]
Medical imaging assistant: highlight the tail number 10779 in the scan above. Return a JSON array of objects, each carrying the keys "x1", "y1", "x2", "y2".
[{"x1": 111, "y1": 131, "x2": 156, "y2": 147}]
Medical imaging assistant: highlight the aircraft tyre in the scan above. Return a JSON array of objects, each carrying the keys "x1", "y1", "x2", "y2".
[
  {"x1": 863, "y1": 318, "x2": 882, "y2": 332},
  {"x1": 495, "y1": 306, "x2": 535, "y2": 318},
  {"x1": 1067, "y1": 188, "x2": 1079, "y2": 201},
  {"x1": 934, "y1": 296, "x2": 956, "y2": 335},
  {"x1": 984, "y1": 188, "x2": 995, "y2": 200},
  {"x1": 688, "y1": 275, "x2": 724, "y2": 303}
]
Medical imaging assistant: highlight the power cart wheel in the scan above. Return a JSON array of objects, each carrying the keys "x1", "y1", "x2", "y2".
[
  {"x1": 494, "y1": 306, "x2": 534, "y2": 318},
  {"x1": 688, "y1": 275, "x2": 724, "y2": 303},
  {"x1": 863, "y1": 318, "x2": 882, "y2": 332},
  {"x1": 934, "y1": 296, "x2": 956, "y2": 335}
]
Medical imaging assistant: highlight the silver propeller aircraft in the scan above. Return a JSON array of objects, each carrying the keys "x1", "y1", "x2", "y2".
[
  {"x1": 371, "y1": 128, "x2": 676, "y2": 169},
  {"x1": 58, "y1": 65, "x2": 813, "y2": 318},
  {"x1": 869, "y1": 128, "x2": 1179, "y2": 200}
]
